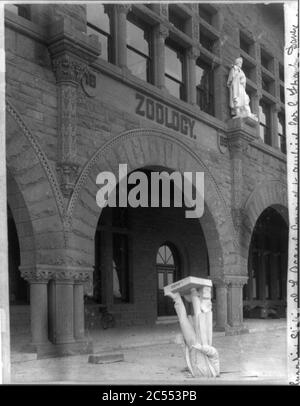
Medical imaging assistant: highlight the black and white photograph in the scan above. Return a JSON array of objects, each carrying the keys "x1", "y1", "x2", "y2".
[{"x1": 0, "y1": 0, "x2": 298, "y2": 389}]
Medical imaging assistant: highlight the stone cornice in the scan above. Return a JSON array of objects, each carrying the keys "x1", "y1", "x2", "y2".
[{"x1": 48, "y1": 18, "x2": 101, "y2": 63}]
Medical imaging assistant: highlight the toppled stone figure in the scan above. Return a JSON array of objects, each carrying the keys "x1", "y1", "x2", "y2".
[
  {"x1": 227, "y1": 57, "x2": 257, "y2": 120},
  {"x1": 166, "y1": 287, "x2": 220, "y2": 378}
]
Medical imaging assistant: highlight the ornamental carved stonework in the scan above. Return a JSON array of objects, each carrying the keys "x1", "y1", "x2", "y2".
[
  {"x1": 160, "y1": 4, "x2": 169, "y2": 18},
  {"x1": 20, "y1": 267, "x2": 54, "y2": 283},
  {"x1": 115, "y1": 4, "x2": 131, "y2": 14},
  {"x1": 53, "y1": 57, "x2": 86, "y2": 197},
  {"x1": 52, "y1": 54, "x2": 88, "y2": 85}
]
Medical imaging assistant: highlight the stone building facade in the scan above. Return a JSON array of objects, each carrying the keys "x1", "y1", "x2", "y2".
[{"x1": 5, "y1": 2, "x2": 288, "y2": 355}]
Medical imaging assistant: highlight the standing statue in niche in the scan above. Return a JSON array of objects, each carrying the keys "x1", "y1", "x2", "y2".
[
  {"x1": 165, "y1": 280, "x2": 220, "y2": 378},
  {"x1": 227, "y1": 57, "x2": 257, "y2": 120}
]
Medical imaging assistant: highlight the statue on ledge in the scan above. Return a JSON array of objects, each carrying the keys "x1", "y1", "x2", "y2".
[{"x1": 227, "y1": 57, "x2": 257, "y2": 120}]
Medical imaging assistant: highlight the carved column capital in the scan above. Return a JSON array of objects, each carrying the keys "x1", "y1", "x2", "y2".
[
  {"x1": 188, "y1": 46, "x2": 200, "y2": 61},
  {"x1": 115, "y1": 4, "x2": 131, "y2": 15},
  {"x1": 156, "y1": 24, "x2": 169, "y2": 40},
  {"x1": 224, "y1": 276, "x2": 248, "y2": 288},
  {"x1": 48, "y1": 265, "x2": 94, "y2": 283},
  {"x1": 212, "y1": 278, "x2": 229, "y2": 289},
  {"x1": 52, "y1": 54, "x2": 88, "y2": 85},
  {"x1": 20, "y1": 266, "x2": 53, "y2": 283}
]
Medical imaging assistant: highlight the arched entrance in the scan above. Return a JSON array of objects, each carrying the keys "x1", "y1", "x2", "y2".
[
  {"x1": 88, "y1": 166, "x2": 210, "y2": 326},
  {"x1": 243, "y1": 207, "x2": 288, "y2": 318},
  {"x1": 156, "y1": 243, "x2": 180, "y2": 316}
]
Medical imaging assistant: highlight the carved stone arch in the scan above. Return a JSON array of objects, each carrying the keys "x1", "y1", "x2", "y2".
[
  {"x1": 69, "y1": 128, "x2": 238, "y2": 278},
  {"x1": 6, "y1": 102, "x2": 67, "y2": 265},
  {"x1": 241, "y1": 180, "x2": 288, "y2": 258}
]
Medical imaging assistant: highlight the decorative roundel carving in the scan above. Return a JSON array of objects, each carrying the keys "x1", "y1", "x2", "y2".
[
  {"x1": 81, "y1": 70, "x2": 98, "y2": 98},
  {"x1": 217, "y1": 132, "x2": 228, "y2": 154}
]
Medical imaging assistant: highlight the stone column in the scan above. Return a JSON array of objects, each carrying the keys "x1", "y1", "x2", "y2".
[
  {"x1": 73, "y1": 282, "x2": 85, "y2": 341},
  {"x1": 51, "y1": 272, "x2": 75, "y2": 344},
  {"x1": 153, "y1": 24, "x2": 169, "y2": 90},
  {"x1": 213, "y1": 280, "x2": 228, "y2": 331},
  {"x1": 20, "y1": 267, "x2": 52, "y2": 345},
  {"x1": 187, "y1": 47, "x2": 200, "y2": 106},
  {"x1": 73, "y1": 269, "x2": 92, "y2": 341},
  {"x1": 115, "y1": 4, "x2": 131, "y2": 69},
  {"x1": 226, "y1": 276, "x2": 248, "y2": 330}
]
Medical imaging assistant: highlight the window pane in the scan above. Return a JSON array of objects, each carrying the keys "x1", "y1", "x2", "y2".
[
  {"x1": 87, "y1": 26, "x2": 109, "y2": 61},
  {"x1": 87, "y1": 4, "x2": 110, "y2": 33},
  {"x1": 280, "y1": 86, "x2": 285, "y2": 103},
  {"x1": 127, "y1": 48, "x2": 148, "y2": 81},
  {"x1": 165, "y1": 45, "x2": 182, "y2": 82},
  {"x1": 196, "y1": 60, "x2": 214, "y2": 115},
  {"x1": 127, "y1": 19, "x2": 149, "y2": 56},
  {"x1": 169, "y1": 6, "x2": 185, "y2": 32},
  {"x1": 158, "y1": 272, "x2": 164, "y2": 289},
  {"x1": 240, "y1": 37, "x2": 250, "y2": 54},
  {"x1": 198, "y1": 5, "x2": 213, "y2": 24},
  {"x1": 167, "y1": 272, "x2": 174, "y2": 285},
  {"x1": 279, "y1": 64, "x2": 284, "y2": 81},
  {"x1": 259, "y1": 104, "x2": 267, "y2": 125},
  {"x1": 199, "y1": 30, "x2": 215, "y2": 52},
  {"x1": 165, "y1": 76, "x2": 181, "y2": 99}
]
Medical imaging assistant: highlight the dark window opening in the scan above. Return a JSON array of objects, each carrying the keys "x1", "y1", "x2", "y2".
[
  {"x1": 278, "y1": 112, "x2": 286, "y2": 154},
  {"x1": 259, "y1": 101, "x2": 272, "y2": 145},
  {"x1": 280, "y1": 85, "x2": 285, "y2": 104},
  {"x1": 199, "y1": 29, "x2": 215, "y2": 53},
  {"x1": 279, "y1": 63, "x2": 284, "y2": 82},
  {"x1": 87, "y1": 4, "x2": 113, "y2": 62},
  {"x1": 168, "y1": 5, "x2": 186, "y2": 32},
  {"x1": 239, "y1": 32, "x2": 253, "y2": 55},
  {"x1": 261, "y1": 74, "x2": 273, "y2": 95},
  {"x1": 127, "y1": 13, "x2": 152, "y2": 83},
  {"x1": 198, "y1": 4, "x2": 214, "y2": 25},
  {"x1": 157, "y1": 243, "x2": 180, "y2": 316},
  {"x1": 261, "y1": 49, "x2": 273, "y2": 72},
  {"x1": 165, "y1": 39, "x2": 186, "y2": 100},
  {"x1": 196, "y1": 58, "x2": 214, "y2": 116},
  {"x1": 6, "y1": 4, "x2": 31, "y2": 20}
]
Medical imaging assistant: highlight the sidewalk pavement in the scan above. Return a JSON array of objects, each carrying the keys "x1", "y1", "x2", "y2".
[{"x1": 10, "y1": 319, "x2": 288, "y2": 385}]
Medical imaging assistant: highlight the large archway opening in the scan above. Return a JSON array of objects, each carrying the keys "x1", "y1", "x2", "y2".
[
  {"x1": 243, "y1": 207, "x2": 288, "y2": 319},
  {"x1": 87, "y1": 166, "x2": 210, "y2": 327},
  {"x1": 7, "y1": 204, "x2": 30, "y2": 351}
]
